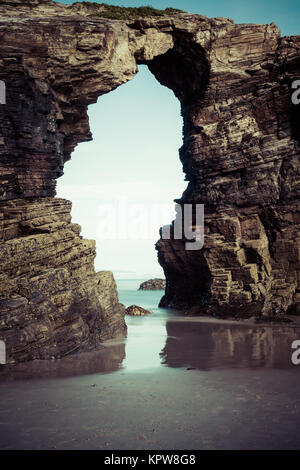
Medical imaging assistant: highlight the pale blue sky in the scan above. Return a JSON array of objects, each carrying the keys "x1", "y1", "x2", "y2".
[{"x1": 55, "y1": 0, "x2": 300, "y2": 278}]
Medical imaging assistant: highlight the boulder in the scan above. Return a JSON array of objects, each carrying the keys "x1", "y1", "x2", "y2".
[
  {"x1": 125, "y1": 305, "x2": 152, "y2": 316},
  {"x1": 139, "y1": 279, "x2": 166, "y2": 290}
]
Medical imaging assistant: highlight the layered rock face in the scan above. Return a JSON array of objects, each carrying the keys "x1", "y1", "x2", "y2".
[
  {"x1": 0, "y1": 0, "x2": 299, "y2": 361},
  {"x1": 157, "y1": 29, "x2": 300, "y2": 317},
  {"x1": 0, "y1": 197, "x2": 126, "y2": 361}
]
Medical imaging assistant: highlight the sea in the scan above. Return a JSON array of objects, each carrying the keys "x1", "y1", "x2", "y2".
[
  {"x1": 1, "y1": 278, "x2": 300, "y2": 379},
  {"x1": 115, "y1": 278, "x2": 300, "y2": 373},
  {"x1": 116, "y1": 278, "x2": 176, "y2": 372}
]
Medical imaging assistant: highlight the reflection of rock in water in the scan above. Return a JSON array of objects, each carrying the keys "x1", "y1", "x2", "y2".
[
  {"x1": 0, "y1": 342, "x2": 126, "y2": 381},
  {"x1": 161, "y1": 321, "x2": 300, "y2": 370}
]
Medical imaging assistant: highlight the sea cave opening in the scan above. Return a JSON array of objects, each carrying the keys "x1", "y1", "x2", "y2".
[{"x1": 56, "y1": 64, "x2": 187, "y2": 283}]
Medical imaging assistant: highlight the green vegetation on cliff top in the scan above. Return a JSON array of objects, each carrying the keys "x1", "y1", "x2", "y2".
[{"x1": 73, "y1": 2, "x2": 184, "y2": 20}]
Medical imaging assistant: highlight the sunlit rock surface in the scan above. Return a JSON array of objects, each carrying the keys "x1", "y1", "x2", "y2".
[{"x1": 0, "y1": 0, "x2": 300, "y2": 361}]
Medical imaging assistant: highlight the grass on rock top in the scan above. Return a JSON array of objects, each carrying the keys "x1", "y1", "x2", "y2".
[{"x1": 73, "y1": 2, "x2": 184, "y2": 20}]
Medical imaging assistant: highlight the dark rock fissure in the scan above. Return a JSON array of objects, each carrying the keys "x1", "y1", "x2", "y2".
[{"x1": 0, "y1": 0, "x2": 300, "y2": 362}]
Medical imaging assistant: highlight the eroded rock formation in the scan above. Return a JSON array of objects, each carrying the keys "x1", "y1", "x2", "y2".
[
  {"x1": 157, "y1": 29, "x2": 300, "y2": 317},
  {"x1": 125, "y1": 305, "x2": 152, "y2": 316},
  {"x1": 139, "y1": 279, "x2": 166, "y2": 290},
  {"x1": 0, "y1": 0, "x2": 299, "y2": 361}
]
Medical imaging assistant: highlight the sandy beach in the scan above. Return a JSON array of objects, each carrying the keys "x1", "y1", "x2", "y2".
[{"x1": 1, "y1": 300, "x2": 300, "y2": 450}]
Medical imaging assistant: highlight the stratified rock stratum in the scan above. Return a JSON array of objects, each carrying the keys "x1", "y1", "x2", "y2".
[{"x1": 0, "y1": 0, "x2": 299, "y2": 361}]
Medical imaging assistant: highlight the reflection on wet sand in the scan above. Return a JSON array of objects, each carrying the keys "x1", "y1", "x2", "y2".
[
  {"x1": 161, "y1": 320, "x2": 300, "y2": 370},
  {"x1": 1, "y1": 314, "x2": 300, "y2": 381},
  {"x1": 0, "y1": 342, "x2": 126, "y2": 381}
]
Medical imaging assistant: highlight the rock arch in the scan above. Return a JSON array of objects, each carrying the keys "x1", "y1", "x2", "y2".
[{"x1": 0, "y1": 0, "x2": 300, "y2": 361}]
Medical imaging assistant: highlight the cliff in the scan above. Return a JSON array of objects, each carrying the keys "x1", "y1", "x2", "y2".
[{"x1": 0, "y1": 0, "x2": 299, "y2": 361}]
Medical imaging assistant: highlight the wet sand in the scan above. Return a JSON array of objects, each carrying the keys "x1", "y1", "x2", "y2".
[
  {"x1": 0, "y1": 286, "x2": 300, "y2": 450},
  {"x1": 0, "y1": 365, "x2": 300, "y2": 449}
]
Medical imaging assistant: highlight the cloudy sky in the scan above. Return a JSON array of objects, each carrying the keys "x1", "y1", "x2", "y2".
[{"x1": 55, "y1": 0, "x2": 299, "y2": 278}]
